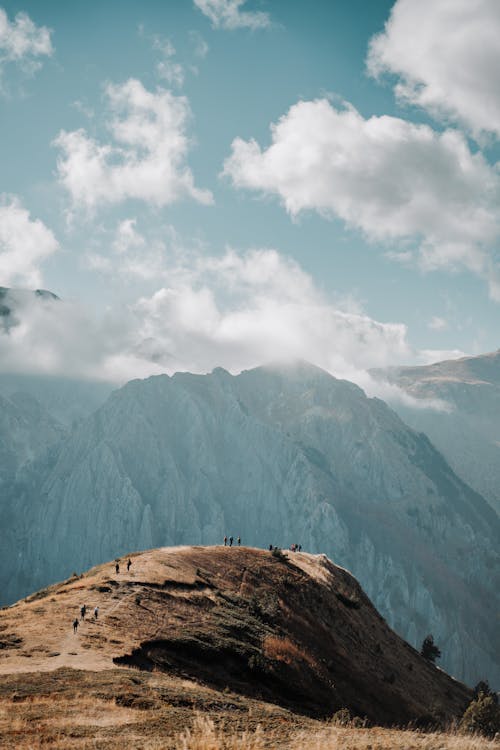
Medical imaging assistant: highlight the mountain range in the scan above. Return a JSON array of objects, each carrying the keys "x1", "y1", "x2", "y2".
[{"x1": 1, "y1": 358, "x2": 498, "y2": 688}]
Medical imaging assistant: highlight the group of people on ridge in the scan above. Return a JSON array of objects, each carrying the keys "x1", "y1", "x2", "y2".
[
  {"x1": 72, "y1": 557, "x2": 132, "y2": 633},
  {"x1": 223, "y1": 536, "x2": 241, "y2": 547}
]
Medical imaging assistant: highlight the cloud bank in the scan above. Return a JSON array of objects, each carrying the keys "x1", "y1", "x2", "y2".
[
  {"x1": 0, "y1": 247, "x2": 415, "y2": 383},
  {"x1": 367, "y1": 0, "x2": 500, "y2": 141},
  {"x1": 54, "y1": 78, "x2": 213, "y2": 214},
  {"x1": 0, "y1": 195, "x2": 58, "y2": 287},
  {"x1": 223, "y1": 98, "x2": 500, "y2": 297}
]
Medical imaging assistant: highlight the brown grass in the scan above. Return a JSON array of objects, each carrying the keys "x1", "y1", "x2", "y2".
[
  {"x1": 0, "y1": 695, "x2": 497, "y2": 750},
  {"x1": 262, "y1": 635, "x2": 316, "y2": 669}
]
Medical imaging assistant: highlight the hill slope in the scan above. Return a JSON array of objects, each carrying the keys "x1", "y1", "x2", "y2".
[
  {"x1": 0, "y1": 546, "x2": 471, "y2": 726},
  {"x1": 2, "y1": 362, "x2": 499, "y2": 686}
]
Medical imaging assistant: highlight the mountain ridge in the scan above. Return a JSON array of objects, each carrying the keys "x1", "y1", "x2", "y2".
[{"x1": 0, "y1": 545, "x2": 472, "y2": 726}]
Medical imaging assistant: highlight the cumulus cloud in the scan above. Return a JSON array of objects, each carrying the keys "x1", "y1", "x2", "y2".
[
  {"x1": 193, "y1": 0, "x2": 270, "y2": 30},
  {"x1": 223, "y1": 98, "x2": 500, "y2": 297},
  {"x1": 0, "y1": 6, "x2": 53, "y2": 77},
  {"x1": 0, "y1": 195, "x2": 58, "y2": 287},
  {"x1": 53, "y1": 78, "x2": 212, "y2": 214},
  {"x1": 367, "y1": 0, "x2": 500, "y2": 141}
]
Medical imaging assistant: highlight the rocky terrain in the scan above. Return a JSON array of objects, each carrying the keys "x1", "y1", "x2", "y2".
[
  {"x1": 372, "y1": 350, "x2": 500, "y2": 516},
  {"x1": 0, "y1": 545, "x2": 481, "y2": 748},
  {"x1": 1, "y1": 361, "x2": 499, "y2": 689}
]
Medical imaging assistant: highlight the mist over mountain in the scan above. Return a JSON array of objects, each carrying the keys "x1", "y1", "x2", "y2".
[
  {"x1": 372, "y1": 350, "x2": 500, "y2": 515},
  {"x1": 1, "y1": 361, "x2": 498, "y2": 688}
]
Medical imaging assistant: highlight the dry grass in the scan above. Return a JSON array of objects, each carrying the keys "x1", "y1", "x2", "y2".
[
  {"x1": 175, "y1": 715, "x2": 265, "y2": 750},
  {"x1": 1, "y1": 697, "x2": 497, "y2": 750},
  {"x1": 167, "y1": 716, "x2": 499, "y2": 750},
  {"x1": 262, "y1": 635, "x2": 316, "y2": 669}
]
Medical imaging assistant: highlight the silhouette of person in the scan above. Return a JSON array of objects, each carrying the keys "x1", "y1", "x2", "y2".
[
  {"x1": 80, "y1": 604, "x2": 86, "y2": 620},
  {"x1": 94, "y1": 606, "x2": 99, "y2": 620},
  {"x1": 229, "y1": 536, "x2": 233, "y2": 547},
  {"x1": 115, "y1": 563, "x2": 120, "y2": 574},
  {"x1": 224, "y1": 536, "x2": 227, "y2": 546},
  {"x1": 237, "y1": 536, "x2": 241, "y2": 546},
  {"x1": 73, "y1": 618, "x2": 79, "y2": 633},
  {"x1": 269, "y1": 544, "x2": 273, "y2": 551},
  {"x1": 126, "y1": 559, "x2": 132, "y2": 571}
]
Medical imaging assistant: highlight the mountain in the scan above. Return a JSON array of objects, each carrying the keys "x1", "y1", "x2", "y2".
[
  {"x1": 371, "y1": 350, "x2": 500, "y2": 515},
  {"x1": 0, "y1": 546, "x2": 472, "y2": 726},
  {"x1": 3, "y1": 361, "x2": 499, "y2": 687},
  {"x1": 0, "y1": 286, "x2": 59, "y2": 334}
]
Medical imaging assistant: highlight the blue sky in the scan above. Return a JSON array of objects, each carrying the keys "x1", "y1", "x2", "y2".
[{"x1": 0, "y1": 0, "x2": 499, "y2": 386}]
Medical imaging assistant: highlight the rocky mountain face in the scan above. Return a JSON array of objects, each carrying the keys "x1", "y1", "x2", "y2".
[
  {"x1": 2, "y1": 362, "x2": 498, "y2": 688},
  {"x1": 371, "y1": 350, "x2": 500, "y2": 515}
]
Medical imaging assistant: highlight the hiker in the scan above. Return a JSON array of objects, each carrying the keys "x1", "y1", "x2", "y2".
[
  {"x1": 237, "y1": 536, "x2": 241, "y2": 546},
  {"x1": 224, "y1": 536, "x2": 227, "y2": 546},
  {"x1": 229, "y1": 536, "x2": 233, "y2": 547},
  {"x1": 269, "y1": 544, "x2": 273, "y2": 551},
  {"x1": 298, "y1": 544, "x2": 302, "y2": 552},
  {"x1": 73, "y1": 618, "x2": 79, "y2": 634},
  {"x1": 126, "y1": 559, "x2": 132, "y2": 572},
  {"x1": 115, "y1": 562, "x2": 120, "y2": 574},
  {"x1": 94, "y1": 606, "x2": 99, "y2": 620},
  {"x1": 80, "y1": 604, "x2": 86, "y2": 620},
  {"x1": 290, "y1": 543, "x2": 296, "y2": 552}
]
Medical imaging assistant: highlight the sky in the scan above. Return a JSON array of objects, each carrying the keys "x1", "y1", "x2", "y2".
[{"x1": 0, "y1": 0, "x2": 499, "y2": 389}]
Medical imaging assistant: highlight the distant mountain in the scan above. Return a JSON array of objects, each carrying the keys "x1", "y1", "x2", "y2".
[
  {"x1": 371, "y1": 350, "x2": 500, "y2": 515},
  {"x1": 3, "y1": 362, "x2": 498, "y2": 687},
  {"x1": 0, "y1": 546, "x2": 472, "y2": 726}
]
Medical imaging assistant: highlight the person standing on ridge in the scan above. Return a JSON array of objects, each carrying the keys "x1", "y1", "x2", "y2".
[
  {"x1": 127, "y1": 559, "x2": 132, "y2": 572},
  {"x1": 73, "y1": 618, "x2": 79, "y2": 634},
  {"x1": 237, "y1": 536, "x2": 241, "y2": 546},
  {"x1": 115, "y1": 562, "x2": 120, "y2": 574},
  {"x1": 224, "y1": 536, "x2": 227, "y2": 546},
  {"x1": 229, "y1": 536, "x2": 233, "y2": 547}
]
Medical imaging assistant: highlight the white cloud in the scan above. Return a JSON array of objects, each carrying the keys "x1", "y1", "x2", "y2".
[
  {"x1": 53, "y1": 78, "x2": 212, "y2": 214},
  {"x1": 113, "y1": 218, "x2": 145, "y2": 255},
  {"x1": 367, "y1": 0, "x2": 500, "y2": 141},
  {"x1": 151, "y1": 35, "x2": 184, "y2": 87},
  {"x1": 428, "y1": 316, "x2": 448, "y2": 332},
  {"x1": 223, "y1": 98, "x2": 500, "y2": 298},
  {"x1": 0, "y1": 195, "x2": 58, "y2": 287},
  {"x1": 0, "y1": 6, "x2": 53, "y2": 76},
  {"x1": 193, "y1": 0, "x2": 270, "y2": 30},
  {"x1": 0, "y1": 246, "x2": 419, "y2": 390},
  {"x1": 157, "y1": 59, "x2": 184, "y2": 87},
  {"x1": 189, "y1": 30, "x2": 209, "y2": 58}
]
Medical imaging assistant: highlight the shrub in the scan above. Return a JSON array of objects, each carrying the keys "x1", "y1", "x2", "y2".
[
  {"x1": 459, "y1": 692, "x2": 500, "y2": 738},
  {"x1": 420, "y1": 634, "x2": 441, "y2": 663},
  {"x1": 473, "y1": 680, "x2": 498, "y2": 704},
  {"x1": 331, "y1": 708, "x2": 352, "y2": 726}
]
